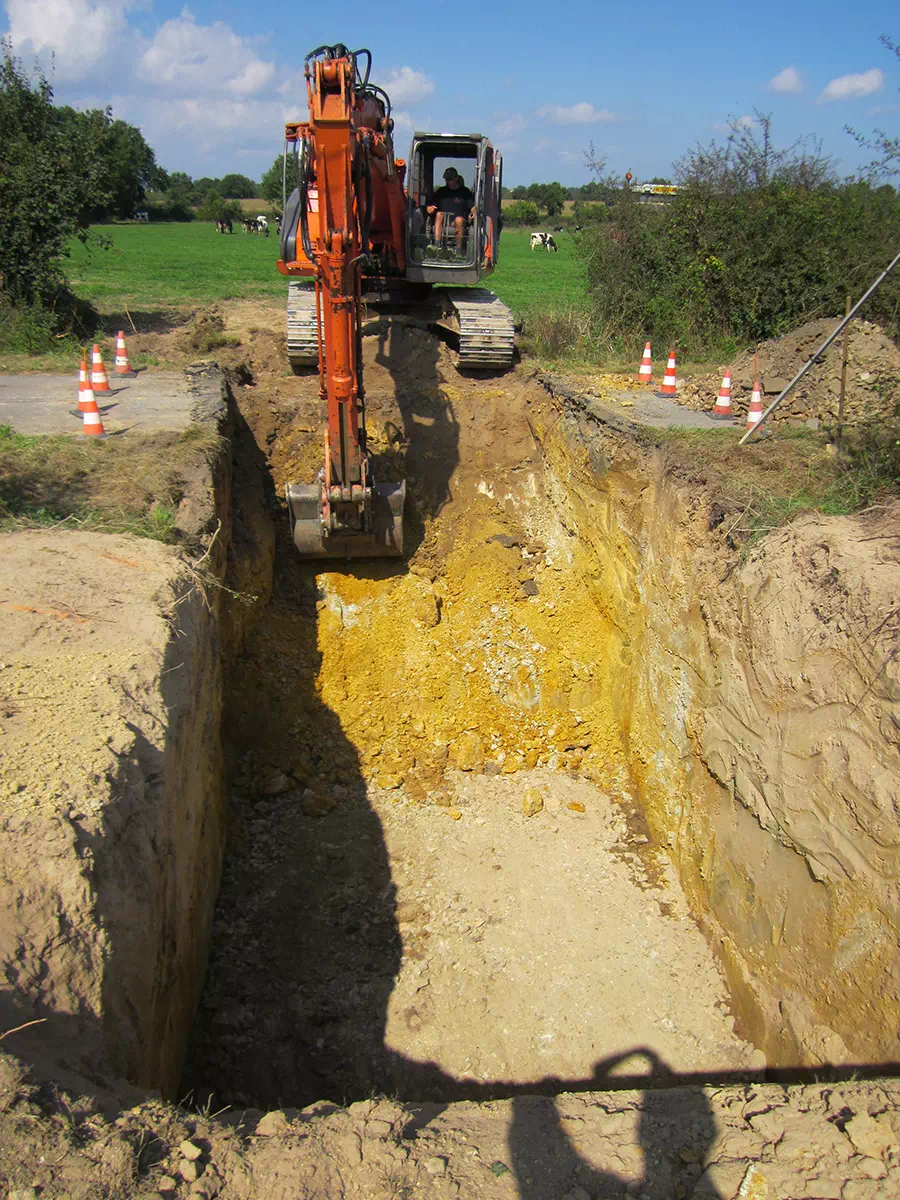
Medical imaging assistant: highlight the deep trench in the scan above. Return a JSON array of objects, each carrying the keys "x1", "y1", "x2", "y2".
[{"x1": 173, "y1": 341, "x2": 780, "y2": 1113}]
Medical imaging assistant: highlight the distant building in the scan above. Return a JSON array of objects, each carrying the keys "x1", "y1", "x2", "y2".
[{"x1": 630, "y1": 183, "x2": 680, "y2": 206}]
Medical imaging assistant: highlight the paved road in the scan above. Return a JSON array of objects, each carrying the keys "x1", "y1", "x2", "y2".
[
  {"x1": 0, "y1": 371, "x2": 194, "y2": 435},
  {"x1": 596, "y1": 388, "x2": 735, "y2": 429}
]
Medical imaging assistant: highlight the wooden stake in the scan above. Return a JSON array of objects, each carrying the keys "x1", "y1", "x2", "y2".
[{"x1": 837, "y1": 293, "x2": 851, "y2": 450}]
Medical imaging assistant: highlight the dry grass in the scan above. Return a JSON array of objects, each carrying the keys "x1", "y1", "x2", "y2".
[
  {"x1": 0, "y1": 424, "x2": 223, "y2": 541},
  {"x1": 651, "y1": 424, "x2": 899, "y2": 546}
]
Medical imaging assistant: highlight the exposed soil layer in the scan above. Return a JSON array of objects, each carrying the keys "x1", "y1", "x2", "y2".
[
  {"x1": 1, "y1": 310, "x2": 898, "y2": 1199},
  {"x1": 182, "y1": 326, "x2": 761, "y2": 1110}
]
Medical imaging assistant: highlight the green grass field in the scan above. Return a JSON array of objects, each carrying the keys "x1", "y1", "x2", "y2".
[{"x1": 67, "y1": 223, "x2": 587, "y2": 318}]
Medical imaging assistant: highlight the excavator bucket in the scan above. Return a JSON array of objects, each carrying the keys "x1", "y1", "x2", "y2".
[{"x1": 286, "y1": 480, "x2": 406, "y2": 559}]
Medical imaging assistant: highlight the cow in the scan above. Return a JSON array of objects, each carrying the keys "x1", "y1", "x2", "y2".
[
  {"x1": 553, "y1": 225, "x2": 564, "y2": 232},
  {"x1": 530, "y1": 231, "x2": 558, "y2": 252},
  {"x1": 572, "y1": 225, "x2": 584, "y2": 233},
  {"x1": 215, "y1": 218, "x2": 233, "y2": 234},
  {"x1": 240, "y1": 218, "x2": 254, "y2": 234},
  {"x1": 255, "y1": 215, "x2": 269, "y2": 237}
]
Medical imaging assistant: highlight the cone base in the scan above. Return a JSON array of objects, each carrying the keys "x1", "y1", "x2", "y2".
[
  {"x1": 114, "y1": 369, "x2": 137, "y2": 378},
  {"x1": 711, "y1": 412, "x2": 733, "y2": 421},
  {"x1": 656, "y1": 388, "x2": 678, "y2": 398}
]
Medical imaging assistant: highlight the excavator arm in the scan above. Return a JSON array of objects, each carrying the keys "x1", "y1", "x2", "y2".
[{"x1": 282, "y1": 45, "x2": 405, "y2": 558}]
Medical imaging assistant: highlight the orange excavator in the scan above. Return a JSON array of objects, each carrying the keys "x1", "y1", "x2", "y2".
[{"x1": 277, "y1": 43, "x2": 511, "y2": 559}]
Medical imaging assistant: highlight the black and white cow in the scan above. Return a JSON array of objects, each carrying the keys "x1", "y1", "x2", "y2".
[
  {"x1": 255, "y1": 215, "x2": 269, "y2": 237},
  {"x1": 240, "y1": 218, "x2": 254, "y2": 234},
  {"x1": 530, "y1": 231, "x2": 558, "y2": 252},
  {"x1": 215, "y1": 218, "x2": 233, "y2": 234}
]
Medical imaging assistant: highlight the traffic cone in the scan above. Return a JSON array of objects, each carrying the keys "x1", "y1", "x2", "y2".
[
  {"x1": 657, "y1": 349, "x2": 677, "y2": 397},
  {"x1": 637, "y1": 341, "x2": 653, "y2": 384},
  {"x1": 114, "y1": 331, "x2": 136, "y2": 377},
  {"x1": 746, "y1": 378, "x2": 764, "y2": 431},
  {"x1": 77, "y1": 350, "x2": 95, "y2": 414},
  {"x1": 712, "y1": 368, "x2": 733, "y2": 420},
  {"x1": 91, "y1": 344, "x2": 111, "y2": 393},
  {"x1": 80, "y1": 388, "x2": 107, "y2": 438}
]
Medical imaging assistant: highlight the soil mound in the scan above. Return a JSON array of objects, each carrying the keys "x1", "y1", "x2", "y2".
[{"x1": 680, "y1": 317, "x2": 900, "y2": 424}]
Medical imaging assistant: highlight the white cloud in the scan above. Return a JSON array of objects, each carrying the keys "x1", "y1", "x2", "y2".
[
  {"x1": 768, "y1": 65, "x2": 803, "y2": 94},
  {"x1": 819, "y1": 68, "x2": 885, "y2": 103},
  {"x1": 5, "y1": 0, "x2": 132, "y2": 78},
  {"x1": 391, "y1": 111, "x2": 416, "y2": 132},
  {"x1": 715, "y1": 114, "x2": 754, "y2": 133},
  {"x1": 379, "y1": 66, "x2": 434, "y2": 105},
  {"x1": 537, "y1": 102, "x2": 616, "y2": 125},
  {"x1": 494, "y1": 112, "x2": 527, "y2": 137},
  {"x1": 867, "y1": 102, "x2": 899, "y2": 116},
  {"x1": 137, "y1": 12, "x2": 274, "y2": 97}
]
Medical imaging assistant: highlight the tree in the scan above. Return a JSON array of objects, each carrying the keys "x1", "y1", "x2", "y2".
[
  {"x1": 649, "y1": 177, "x2": 673, "y2": 185},
  {"x1": 198, "y1": 191, "x2": 241, "y2": 222},
  {"x1": 259, "y1": 156, "x2": 285, "y2": 213},
  {"x1": 54, "y1": 108, "x2": 160, "y2": 219},
  {"x1": 675, "y1": 110, "x2": 837, "y2": 193},
  {"x1": 0, "y1": 41, "x2": 107, "y2": 322},
  {"x1": 503, "y1": 200, "x2": 540, "y2": 225},
  {"x1": 193, "y1": 177, "x2": 221, "y2": 197},
  {"x1": 541, "y1": 181, "x2": 568, "y2": 216},
  {"x1": 219, "y1": 172, "x2": 258, "y2": 198},
  {"x1": 511, "y1": 184, "x2": 528, "y2": 200}
]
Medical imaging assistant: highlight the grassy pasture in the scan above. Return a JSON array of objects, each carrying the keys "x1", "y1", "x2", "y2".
[{"x1": 66, "y1": 223, "x2": 586, "y2": 317}]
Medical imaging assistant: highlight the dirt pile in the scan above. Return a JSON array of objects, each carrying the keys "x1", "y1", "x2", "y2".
[{"x1": 679, "y1": 317, "x2": 900, "y2": 424}]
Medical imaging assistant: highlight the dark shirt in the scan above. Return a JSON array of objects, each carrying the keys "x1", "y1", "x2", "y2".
[{"x1": 434, "y1": 185, "x2": 474, "y2": 217}]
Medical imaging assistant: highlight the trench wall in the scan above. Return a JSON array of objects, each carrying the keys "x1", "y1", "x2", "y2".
[
  {"x1": 0, "y1": 366, "x2": 273, "y2": 1097},
  {"x1": 533, "y1": 382, "x2": 900, "y2": 1067}
]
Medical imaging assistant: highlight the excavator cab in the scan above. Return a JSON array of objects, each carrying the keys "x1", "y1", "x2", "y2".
[{"x1": 405, "y1": 134, "x2": 502, "y2": 284}]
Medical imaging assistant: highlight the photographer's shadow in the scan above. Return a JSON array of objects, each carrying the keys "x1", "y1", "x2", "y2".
[{"x1": 507, "y1": 1050, "x2": 717, "y2": 1200}]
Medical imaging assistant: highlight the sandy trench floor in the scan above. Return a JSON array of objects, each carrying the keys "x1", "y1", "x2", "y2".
[{"x1": 182, "y1": 318, "x2": 760, "y2": 1111}]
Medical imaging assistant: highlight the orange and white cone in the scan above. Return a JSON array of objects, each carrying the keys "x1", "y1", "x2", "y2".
[
  {"x1": 657, "y1": 349, "x2": 677, "y2": 397},
  {"x1": 114, "y1": 331, "x2": 135, "y2": 377},
  {"x1": 712, "y1": 368, "x2": 733, "y2": 420},
  {"x1": 746, "y1": 379, "x2": 764, "y2": 431},
  {"x1": 637, "y1": 341, "x2": 652, "y2": 384},
  {"x1": 91, "y1": 344, "x2": 111, "y2": 393},
  {"x1": 81, "y1": 387, "x2": 107, "y2": 438},
  {"x1": 77, "y1": 350, "x2": 95, "y2": 414}
]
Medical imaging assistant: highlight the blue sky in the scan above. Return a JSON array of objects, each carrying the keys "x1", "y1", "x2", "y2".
[{"x1": 3, "y1": 0, "x2": 898, "y2": 185}]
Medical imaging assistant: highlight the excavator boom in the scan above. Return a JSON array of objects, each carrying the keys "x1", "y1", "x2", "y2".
[{"x1": 283, "y1": 45, "x2": 405, "y2": 558}]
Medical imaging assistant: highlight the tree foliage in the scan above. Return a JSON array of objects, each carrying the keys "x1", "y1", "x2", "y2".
[
  {"x1": 0, "y1": 42, "x2": 106, "y2": 324},
  {"x1": 675, "y1": 110, "x2": 837, "y2": 193},
  {"x1": 259, "y1": 156, "x2": 285, "y2": 212},
  {"x1": 523, "y1": 182, "x2": 568, "y2": 216},
  {"x1": 578, "y1": 177, "x2": 900, "y2": 355},
  {"x1": 503, "y1": 200, "x2": 541, "y2": 225},
  {"x1": 219, "y1": 172, "x2": 258, "y2": 198},
  {"x1": 197, "y1": 191, "x2": 241, "y2": 222}
]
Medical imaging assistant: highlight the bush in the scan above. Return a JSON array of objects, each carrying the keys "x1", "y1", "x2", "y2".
[
  {"x1": 578, "y1": 180, "x2": 900, "y2": 357},
  {"x1": 145, "y1": 198, "x2": 196, "y2": 222},
  {"x1": 504, "y1": 200, "x2": 540, "y2": 226}
]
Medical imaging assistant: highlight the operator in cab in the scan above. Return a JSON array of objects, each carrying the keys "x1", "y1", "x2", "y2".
[{"x1": 428, "y1": 166, "x2": 475, "y2": 251}]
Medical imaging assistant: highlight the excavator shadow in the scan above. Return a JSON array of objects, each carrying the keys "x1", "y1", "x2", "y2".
[{"x1": 367, "y1": 317, "x2": 460, "y2": 561}]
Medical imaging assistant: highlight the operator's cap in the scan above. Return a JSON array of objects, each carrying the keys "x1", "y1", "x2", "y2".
[{"x1": 443, "y1": 167, "x2": 459, "y2": 179}]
